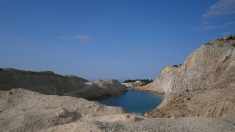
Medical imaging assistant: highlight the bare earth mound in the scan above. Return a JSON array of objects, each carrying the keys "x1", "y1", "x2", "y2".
[{"x1": 0, "y1": 89, "x2": 234, "y2": 132}]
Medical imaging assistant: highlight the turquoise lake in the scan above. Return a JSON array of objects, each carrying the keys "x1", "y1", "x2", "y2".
[{"x1": 98, "y1": 89, "x2": 162, "y2": 114}]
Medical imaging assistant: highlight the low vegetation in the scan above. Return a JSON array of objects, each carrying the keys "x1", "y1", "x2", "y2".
[{"x1": 123, "y1": 79, "x2": 153, "y2": 85}]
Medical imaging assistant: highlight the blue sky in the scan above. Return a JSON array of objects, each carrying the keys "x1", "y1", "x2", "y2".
[{"x1": 0, "y1": 0, "x2": 235, "y2": 81}]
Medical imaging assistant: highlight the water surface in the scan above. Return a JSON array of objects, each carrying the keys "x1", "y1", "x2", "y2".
[{"x1": 98, "y1": 89, "x2": 162, "y2": 114}]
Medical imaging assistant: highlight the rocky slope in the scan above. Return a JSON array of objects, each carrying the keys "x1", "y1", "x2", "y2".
[
  {"x1": 0, "y1": 68, "x2": 127, "y2": 99},
  {"x1": 143, "y1": 36, "x2": 235, "y2": 118},
  {"x1": 1, "y1": 89, "x2": 234, "y2": 132},
  {"x1": 65, "y1": 80, "x2": 128, "y2": 99}
]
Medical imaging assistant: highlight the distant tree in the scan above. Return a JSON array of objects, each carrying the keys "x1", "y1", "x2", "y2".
[
  {"x1": 123, "y1": 79, "x2": 153, "y2": 85},
  {"x1": 123, "y1": 79, "x2": 136, "y2": 83}
]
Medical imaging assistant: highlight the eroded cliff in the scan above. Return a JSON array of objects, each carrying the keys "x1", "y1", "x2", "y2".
[{"x1": 146, "y1": 36, "x2": 235, "y2": 118}]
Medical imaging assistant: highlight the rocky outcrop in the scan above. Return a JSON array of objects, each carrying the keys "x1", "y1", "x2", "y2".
[
  {"x1": 95, "y1": 80, "x2": 127, "y2": 94},
  {"x1": 122, "y1": 81, "x2": 145, "y2": 88},
  {"x1": 0, "y1": 68, "x2": 127, "y2": 99},
  {"x1": 0, "y1": 89, "x2": 234, "y2": 132},
  {"x1": 65, "y1": 80, "x2": 127, "y2": 99},
  {"x1": 146, "y1": 36, "x2": 235, "y2": 118},
  {"x1": 147, "y1": 38, "x2": 235, "y2": 93},
  {"x1": 122, "y1": 79, "x2": 153, "y2": 89}
]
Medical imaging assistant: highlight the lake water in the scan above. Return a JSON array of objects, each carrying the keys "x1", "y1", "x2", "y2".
[{"x1": 98, "y1": 89, "x2": 162, "y2": 114}]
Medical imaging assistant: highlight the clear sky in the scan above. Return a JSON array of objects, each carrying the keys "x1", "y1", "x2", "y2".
[{"x1": 0, "y1": 0, "x2": 235, "y2": 81}]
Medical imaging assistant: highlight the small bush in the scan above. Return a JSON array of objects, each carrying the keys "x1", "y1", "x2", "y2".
[
  {"x1": 172, "y1": 64, "x2": 182, "y2": 68},
  {"x1": 123, "y1": 79, "x2": 153, "y2": 85},
  {"x1": 40, "y1": 71, "x2": 55, "y2": 75},
  {"x1": 224, "y1": 35, "x2": 235, "y2": 41},
  {"x1": 232, "y1": 42, "x2": 235, "y2": 47}
]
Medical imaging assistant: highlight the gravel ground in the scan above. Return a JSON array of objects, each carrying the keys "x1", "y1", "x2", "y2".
[{"x1": 1, "y1": 89, "x2": 234, "y2": 132}]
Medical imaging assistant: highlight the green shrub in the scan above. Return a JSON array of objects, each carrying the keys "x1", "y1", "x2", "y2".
[
  {"x1": 123, "y1": 79, "x2": 153, "y2": 85},
  {"x1": 224, "y1": 35, "x2": 235, "y2": 41},
  {"x1": 40, "y1": 71, "x2": 55, "y2": 76},
  {"x1": 232, "y1": 42, "x2": 235, "y2": 47}
]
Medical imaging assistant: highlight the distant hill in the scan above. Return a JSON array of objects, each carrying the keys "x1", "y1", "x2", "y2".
[{"x1": 0, "y1": 68, "x2": 127, "y2": 99}]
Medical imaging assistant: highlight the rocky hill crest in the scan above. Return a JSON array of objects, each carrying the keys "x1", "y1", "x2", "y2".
[{"x1": 145, "y1": 36, "x2": 235, "y2": 118}]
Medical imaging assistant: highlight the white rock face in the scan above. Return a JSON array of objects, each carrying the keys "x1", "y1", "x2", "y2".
[
  {"x1": 122, "y1": 81, "x2": 145, "y2": 88},
  {"x1": 148, "y1": 38, "x2": 235, "y2": 94},
  {"x1": 147, "y1": 37, "x2": 235, "y2": 119}
]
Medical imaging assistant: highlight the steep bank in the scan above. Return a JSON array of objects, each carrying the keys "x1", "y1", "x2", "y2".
[
  {"x1": 144, "y1": 36, "x2": 235, "y2": 118},
  {"x1": 0, "y1": 68, "x2": 127, "y2": 99}
]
